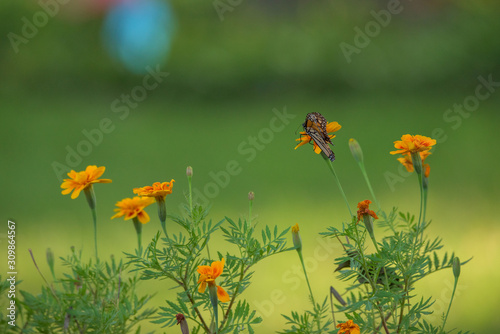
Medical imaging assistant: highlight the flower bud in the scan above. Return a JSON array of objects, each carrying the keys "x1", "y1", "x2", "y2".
[
  {"x1": 186, "y1": 166, "x2": 193, "y2": 177},
  {"x1": 83, "y1": 185, "x2": 96, "y2": 210},
  {"x1": 452, "y1": 257, "x2": 461, "y2": 279},
  {"x1": 248, "y1": 191, "x2": 255, "y2": 201},
  {"x1": 330, "y1": 286, "x2": 347, "y2": 306},
  {"x1": 349, "y1": 138, "x2": 364, "y2": 164},
  {"x1": 410, "y1": 152, "x2": 423, "y2": 175},
  {"x1": 291, "y1": 224, "x2": 302, "y2": 251},
  {"x1": 46, "y1": 248, "x2": 55, "y2": 277},
  {"x1": 176, "y1": 313, "x2": 190, "y2": 334}
]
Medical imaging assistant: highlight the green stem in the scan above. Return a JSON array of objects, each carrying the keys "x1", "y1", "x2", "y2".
[
  {"x1": 363, "y1": 216, "x2": 380, "y2": 252},
  {"x1": 329, "y1": 287, "x2": 336, "y2": 326},
  {"x1": 416, "y1": 172, "x2": 424, "y2": 240},
  {"x1": 359, "y1": 163, "x2": 380, "y2": 211},
  {"x1": 187, "y1": 174, "x2": 193, "y2": 216},
  {"x1": 91, "y1": 207, "x2": 98, "y2": 260},
  {"x1": 297, "y1": 250, "x2": 321, "y2": 331},
  {"x1": 156, "y1": 197, "x2": 168, "y2": 237},
  {"x1": 248, "y1": 198, "x2": 253, "y2": 226},
  {"x1": 84, "y1": 186, "x2": 98, "y2": 262},
  {"x1": 208, "y1": 284, "x2": 219, "y2": 334},
  {"x1": 28, "y1": 249, "x2": 59, "y2": 302},
  {"x1": 132, "y1": 217, "x2": 142, "y2": 251},
  {"x1": 441, "y1": 277, "x2": 458, "y2": 331},
  {"x1": 206, "y1": 238, "x2": 212, "y2": 260},
  {"x1": 420, "y1": 176, "x2": 429, "y2": 247},
  {"x1": 353, "y1": 223, "x2": 389, "y2": 334},
  {"x1": 408, "y1": 152, "x2": 425, "y2": 267},
  {"x1": 324, "y1": 155, "x2": 354, "y2": 219}
]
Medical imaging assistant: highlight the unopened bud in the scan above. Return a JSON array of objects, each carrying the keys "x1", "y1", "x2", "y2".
[
  {"x1": 452, "y1": 257, "x2": 461, "y2": 279},
  {"x1": 176, "y1": 313, "x2": 189, "y2": 334},
  {"x1": 291, "y1": 224, "x2": 302, "y2": 251},
  {"x1": 349, "y1": 138, "x2": 364, "y2": 164},
  {"x1": 410, "y1": 152, "x2": 423, "y2": 175},
  {"x1": 186, "y1": 166, "x2": 193, "y2": 177},
  {"x1": 46, "y1": 248, "x2": 55, "y2": 277},
  {"x1": 248, "y1": 191, "x2": 254, "y2": 201},
  {"x1": 330, "y1": 286, "x2": 346, "y2": 306}
]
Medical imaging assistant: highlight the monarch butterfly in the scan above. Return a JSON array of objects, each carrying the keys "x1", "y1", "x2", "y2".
[{"x1": 302, "y1": 112, "x2": 335, "y2": 161}]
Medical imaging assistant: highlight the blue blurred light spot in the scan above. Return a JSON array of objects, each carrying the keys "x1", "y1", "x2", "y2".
[{"x1": 103, "y1": 0, "x2": 175, "y2": 74}]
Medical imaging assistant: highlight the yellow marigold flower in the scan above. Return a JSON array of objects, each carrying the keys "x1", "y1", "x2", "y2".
[
  {"x1": 390, "y1": 134, "x2": 436, "y2": 155},
  {"x1": 356, "y1": 200, "x2": 378, "y2": 223},
  {"x1": 295, "y1": 121, "x2": 342, "y2": 154},
  {"x1": 336, "y1": 319, "x2": 360, "y2": 334},
  {"x1": 111, "y1": 196, "x2": 155, "y2": 224},
  {"x1": 133, "y1": 179, "x2": 175, "y2": 199},
  {"x1": 397, "y1": 151, "x2": 431, "y2": 178},
  {"x1": 197, "y1": 258, "x2": 230, "y2": 302},
  {"x1": 61, "y1": 165, "x2": 112, "y2": 199}
]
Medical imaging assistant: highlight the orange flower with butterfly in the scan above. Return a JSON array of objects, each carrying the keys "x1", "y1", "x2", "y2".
[{"x1": 295, "y1": 112, "x2": 341, "y2": 161}]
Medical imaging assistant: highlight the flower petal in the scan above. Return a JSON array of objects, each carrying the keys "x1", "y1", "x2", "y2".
[
  {"x1": 137, "y1": 210, "x2": 150, "y2": 224},
  {"x1": 70, "y1": 186, "x2": 84, "y2": 199},
  {"x1": 211, "y1": 258, "x2": 225, "y2": 278},
  {"x1": 198, "y1": 281, "x2": 207, "y2": 294},
  {"x1": 216, "y1": 285, "x2": 230, "y2": 302}
]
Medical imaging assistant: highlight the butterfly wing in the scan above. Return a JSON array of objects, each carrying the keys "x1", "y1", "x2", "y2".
[
  {"x1": 304, "y1": 113, "x2": 332, "y2": 144},
  {"x1": 305, "y1": 127, "x2": 335, "y2": 161}
]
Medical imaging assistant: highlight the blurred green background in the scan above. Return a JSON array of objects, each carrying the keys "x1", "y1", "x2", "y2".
[{"x1": 1, "y1": 0, "x2": 500, "y2": 332}]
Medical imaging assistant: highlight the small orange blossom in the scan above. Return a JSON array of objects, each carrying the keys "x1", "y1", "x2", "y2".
[
  {"x1": 61, "y1": 165, "x2": 112, "y2": 199},
  {"x1": 111, "y1": 196, "x2": 155, "y2": 224},
  {"x1": 390, "y1": 134, "x2": 436, "y2": 155},
  {"x1": 357, "y1": 200, "x2": 378, "y2": 223},
  {"x1": 197, "y1": 258, "x2": 230, "y2": 302},
  {"x1": 336, "y1": 319, "x2": 360, "y2": 334},
  {"x1": 133, "y1": 179, "x2": 175, "y2": 200}
]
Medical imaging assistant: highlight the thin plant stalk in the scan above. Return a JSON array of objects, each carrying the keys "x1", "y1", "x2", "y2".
[
  {"x1": 443, "y1": 258, "x2": 461, "y2": 331},
  {"x1": 441, "y1": 275, "x2": 458, "y2": 331},
  {"x1": 187, "y1": 167, "x2": 193, "y2": 215},
  {"x1": 156, "y1": 197, "x2": 168, "y2": 238},
  {"x1": 132, "y1": 217, "x2": 142, "y2": 251},
  {"x1": 28, "y1": 249, "x2": 59, "y2": 302},
  {"x1": 248, "y1": 195, "x2": 253, "y2": 226},
  {"x1": 297, "y1": 250, "x2": 321, "y2": 332},
  {"x1": 188, "y1": 169, "x2": 211, "y2": 260},
  {"x1": 323, "y1": 155, "x2": 354, "y2": 219},
  {"x1": 84, "y1": 185, "x2": 98, "y2": 262}
]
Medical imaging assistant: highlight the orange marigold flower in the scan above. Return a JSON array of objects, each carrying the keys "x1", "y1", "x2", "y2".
[
  {"x1": 337, "y1": 319, "x2": 360, "y2": 334},
  {"x1": 197, "y1": 258, "x2": 230, "y2": 302},
  {"x1": 111, "y1": 196, "x2": 155, "y2": 224},
  {"x1": 133, "y1": 179, "x2": 175, "y2": 199},
  {"x1": 61, "y1": 165, "x2": 112, "y2": 199},
  {"x1": 390, "y1": 134, "x2": 436, "y2": 155},
  {"x1": 357, "y1": 200, "x2": 378, "y2": 223},
  {"x1": 295, "y1": 121, "x2": 342, "y2": 154},
  {"x1": 397, "y1": 151, "x2": 431, "y2": 178}
]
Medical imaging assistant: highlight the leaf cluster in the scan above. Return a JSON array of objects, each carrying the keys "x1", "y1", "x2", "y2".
[{"x1": 14, "y1": 249, "x2": 155, "y2": 333}]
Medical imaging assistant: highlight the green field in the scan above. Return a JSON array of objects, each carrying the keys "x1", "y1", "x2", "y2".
[
  {"x1": 2, "y1": 90, "x2": 499, "y2": 332},
  {"x1": 2, "y1": 1, "x2": 500, "y2": 332}
]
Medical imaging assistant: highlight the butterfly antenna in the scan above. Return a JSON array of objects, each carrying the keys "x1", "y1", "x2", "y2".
[{"x1": 294, "y1": 123, "x2": 303, "y2": 135}]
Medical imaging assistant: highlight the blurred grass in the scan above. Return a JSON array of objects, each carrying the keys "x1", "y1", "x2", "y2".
[
  {"x1": 2, "y1": 0, "x2": 500, "y2": 332},
  {"x1": 1, "y1": 91, "x2": 499, "y2": 332}
]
